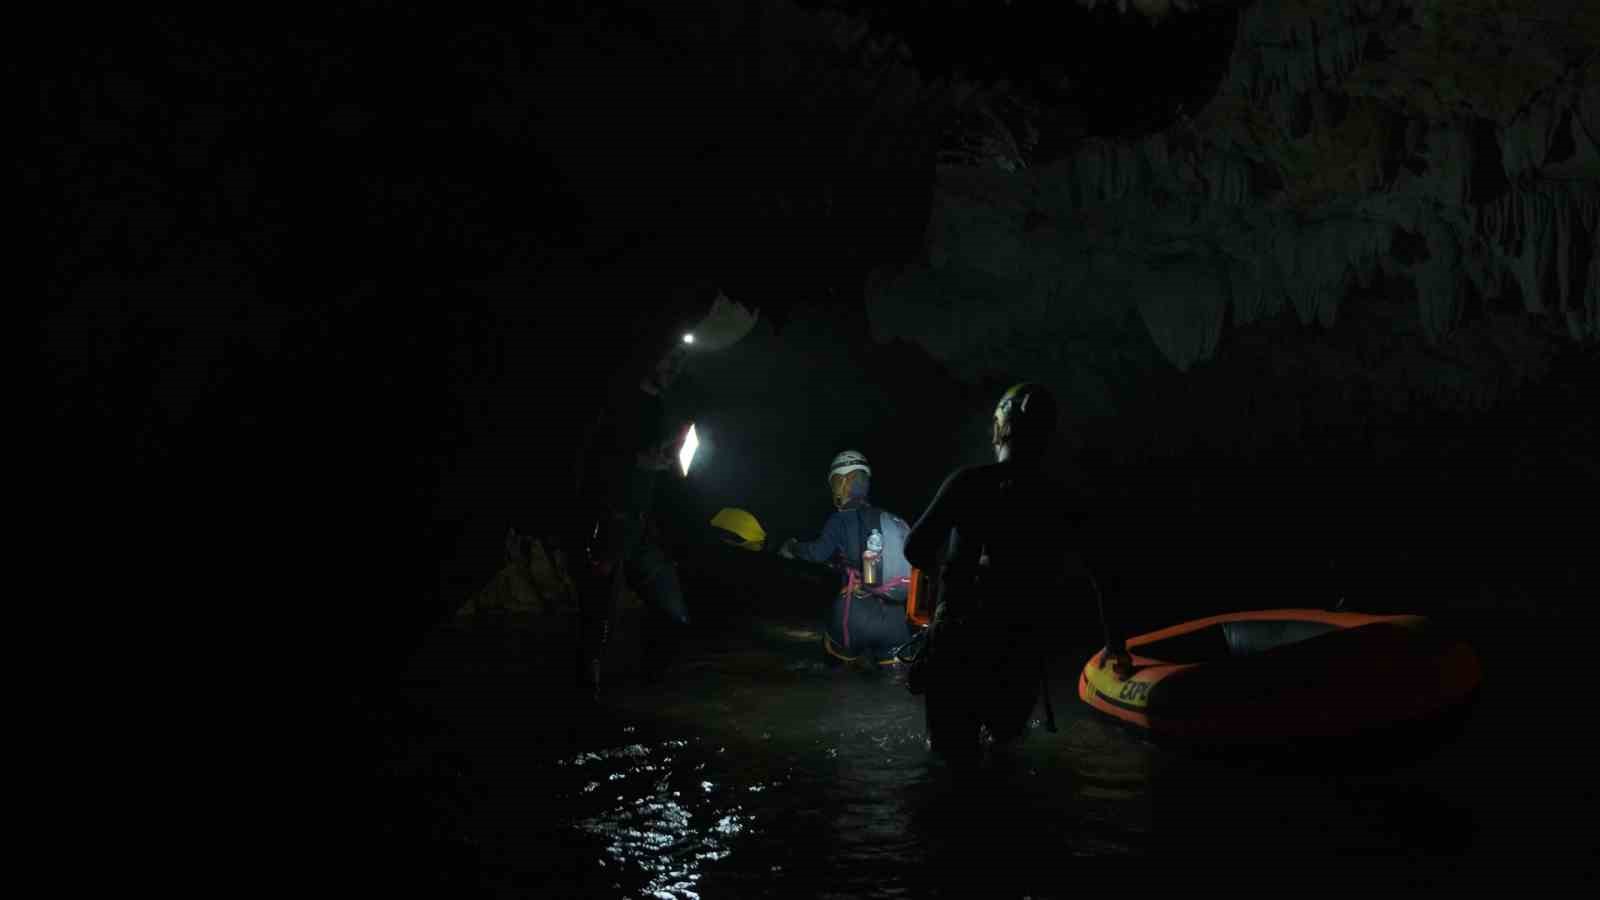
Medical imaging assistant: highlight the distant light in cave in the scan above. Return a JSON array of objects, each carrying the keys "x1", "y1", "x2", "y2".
[{"x1": 682, "y1": 333, "x2": 695, "y2": 344}]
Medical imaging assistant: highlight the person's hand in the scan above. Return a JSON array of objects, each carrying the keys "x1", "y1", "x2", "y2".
[
  {"x1": 777, "y1": 538, "x2": 797, "y2": 559},
  {"x1": 1104, "y1": 647, "x2": 1134, "y2": 681}
]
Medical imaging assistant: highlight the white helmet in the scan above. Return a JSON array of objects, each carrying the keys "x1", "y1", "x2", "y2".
[{"x1": 828, "y1": 450, "x2": 871, "y2": 483}]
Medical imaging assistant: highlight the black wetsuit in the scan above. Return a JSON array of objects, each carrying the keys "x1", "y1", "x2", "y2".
[
  {"x1": 575, "y1": 377, "x2": 689, "y2": 682},
  {"x1": 904, "y1": 458, "x2": 1122, "y2": 763},
  {"x1": 580, "y1": 376, "x2": 667, "y2": 522}
]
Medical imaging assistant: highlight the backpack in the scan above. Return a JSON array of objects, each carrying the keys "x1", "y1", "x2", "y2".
[{"x1": 861, "y1": 506, "x2": 912, "y2": 583}]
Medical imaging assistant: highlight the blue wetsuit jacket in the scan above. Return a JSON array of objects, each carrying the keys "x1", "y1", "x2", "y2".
[{"x1": 788, "y1": 504, "x2": 874, "y2": 571}]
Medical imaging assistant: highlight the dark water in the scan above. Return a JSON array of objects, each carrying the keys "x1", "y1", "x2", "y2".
[{"x1": 356, "y1": 606, "x2": 1596, "y2": 896}]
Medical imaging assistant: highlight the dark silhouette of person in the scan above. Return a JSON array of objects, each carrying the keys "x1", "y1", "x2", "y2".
[
  {"x1": 573, "y1": 290, "x2": 758, "y2": 695},
  {"x1": 904, "y1": 382, "x2": 1131, "y2": 768}
]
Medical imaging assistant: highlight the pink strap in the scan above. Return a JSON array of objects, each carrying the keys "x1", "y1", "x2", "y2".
[
  {"x1": 837, "y1": 570, "x2": 911, "y2": 649},
  {"x1": 842, "y1": 586, "x2": 852, "y2": 648}
]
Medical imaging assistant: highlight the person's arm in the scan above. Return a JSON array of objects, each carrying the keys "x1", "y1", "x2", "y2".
[
  {"x1": 905, "y1": 469, "x2": 964, "y2": 572},
  {"x1": 1081, "y1": 494, "x2": 1132, "y2": 677},
  {"x1": 1091, "y1": 575, "x2": 1127, "y2": 652},
  {"x1": 785, "y1": 511, "x2": 849, "y2": 564}
]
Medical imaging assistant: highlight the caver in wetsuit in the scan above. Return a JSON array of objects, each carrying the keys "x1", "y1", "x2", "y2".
[
  {"x1": 573, "y1": 287, "x2": 760, "y2": 695},
  {"x1": 781, "y1": 450, "x2": 912, "y2": 665},
  {"x1": 904, "y1": 382, "x2": 1129, "y2": 767},
  {"x1": 574, "y1": 353, "x2": 693, "y2": 692}
]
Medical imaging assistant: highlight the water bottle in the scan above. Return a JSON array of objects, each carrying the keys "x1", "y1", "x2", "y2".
[{"x1": 863, "y1": 529, "x2": 883, "y2": 586}]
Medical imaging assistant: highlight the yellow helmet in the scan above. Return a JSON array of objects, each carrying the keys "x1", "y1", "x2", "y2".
[{"x1": 710, "y1": 507, "x2": 767, "y2": 551}]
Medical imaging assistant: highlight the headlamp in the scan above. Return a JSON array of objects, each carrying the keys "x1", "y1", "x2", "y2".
[{"x1": 678, "y1": 423, "x2": 700, "y2": 477}]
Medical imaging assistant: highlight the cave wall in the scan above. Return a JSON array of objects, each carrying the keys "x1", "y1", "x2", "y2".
[
  {"x1": 854, "y1": 0, "x2": 1599, "y2": 451},
  {"x1": 38, "y1": 0, "x2": 1596, "y2": 683},
  {"x1": 869, "y1": 0, "x2": 1598, "y2": 386},
  {"x1": 853, "y1": 0, "x2": 1599, "y2": 628}
]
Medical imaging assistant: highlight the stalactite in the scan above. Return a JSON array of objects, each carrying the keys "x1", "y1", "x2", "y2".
[
  {"x1": 1141, "y1": 134, "x2": 1171, "y2": 181},
  {"x1": 1581, "y1": 75, "x2": 1600, "y2": 163},
  {"x1": 1500, "y1": 96, "x2": 1559, "y2": 182},
  {"x1": 1460, "y1": 231, "x2": 1499, "y2": 302},
  {"x1": 1134, "y1": 261, "x2": 1227, "y2": 372},
  {"x1": 1583, "y1": 239, "x2": 1600, "y2": 340},
  {"x1": 1287, "y1": 228, "x2": 1321, "y2": 326},
  {"x1": 1211, "y1": 155, "x2": 1253, "y2": 205},
  {"x1": 1266, "y1": 218, "x2": 1391, "y2": 330},
  {"x1": 1463, "y1": 182, "x2": 1599, "y2": 338},
  {"x1": 1415, "y1": 219, "x2": 1463, "y2": 344},
  {"x1": 870, "y1": 0, "x2": 1599, "y2": 386},
  {"x1": 1229, "y1": 0, "x2": 1370, "y2": 136},
  {"x1": 1428, "y1": 124, "x2": 1475, "y2": 206},
  {"x1": 1227, "y1": 254, "x2": 1285, "y2": 326},
  {"x1": 1555, "y1": 195, "x2": 1573, "y2": 313}
]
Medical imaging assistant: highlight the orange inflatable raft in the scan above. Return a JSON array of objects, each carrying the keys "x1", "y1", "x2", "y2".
[{"x1": 1078, "y1": 609, "x2": 1481, "y2": 741}]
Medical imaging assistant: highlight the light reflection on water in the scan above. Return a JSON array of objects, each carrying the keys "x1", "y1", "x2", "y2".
[
  {"x1": 551, "y1": 644, "x2": 1155, "y2": 898},
  {"x1": 390, "y1": 610, "x2": 1584, "y2": 893},
  {"x1": 566, "y1": 737, "x2": 764, "y2": 899}
]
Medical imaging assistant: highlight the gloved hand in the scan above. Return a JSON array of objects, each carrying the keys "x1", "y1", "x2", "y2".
[{"x1": 776, "y1": 538, "x2": 798, "y2": 559}]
